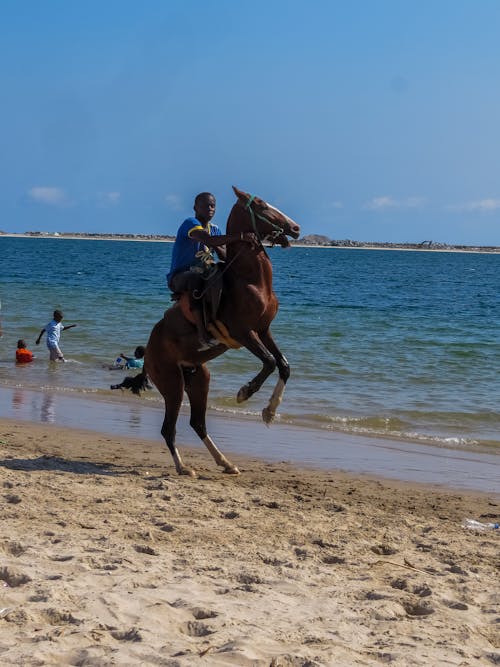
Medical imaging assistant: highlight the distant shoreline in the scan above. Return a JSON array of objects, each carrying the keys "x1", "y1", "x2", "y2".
[{"x1": 1, "y1": 231, "x2": 499, "y2": 253}]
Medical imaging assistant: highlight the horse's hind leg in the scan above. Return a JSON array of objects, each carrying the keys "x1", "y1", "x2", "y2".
[
  {"x1": 157, "y1": 366, "x2": 196, "y2": 477},
  {"x1": 184, "y1": 365, "x2": 240, "y2": 475}
]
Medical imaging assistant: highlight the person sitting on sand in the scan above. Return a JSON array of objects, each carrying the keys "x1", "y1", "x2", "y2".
[
  {"x1": 16, "y1": 339, "x2": 34, "y2": 364},
  {"x1": 36, "y1": 309, "x2": 77, "y2": 362}
]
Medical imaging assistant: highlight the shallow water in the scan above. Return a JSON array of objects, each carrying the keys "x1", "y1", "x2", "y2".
[{"x1": 1, "y1": 236, "x2": 499, "y2": 453}]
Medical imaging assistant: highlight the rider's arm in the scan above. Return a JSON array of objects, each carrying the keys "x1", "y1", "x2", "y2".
[{"x1": 189, "y1": 229, "x2": 253, "y2": 249}]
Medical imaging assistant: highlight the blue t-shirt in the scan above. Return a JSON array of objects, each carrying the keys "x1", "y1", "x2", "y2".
[{"x1": 167, "y1": 217, "x2": 222, "y2": 285}]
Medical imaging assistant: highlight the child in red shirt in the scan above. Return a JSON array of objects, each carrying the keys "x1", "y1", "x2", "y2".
[{"x1": 16, "y1": 339, "x2": 34, "y2": 364}]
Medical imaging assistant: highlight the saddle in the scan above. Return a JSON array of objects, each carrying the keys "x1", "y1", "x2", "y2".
[{"x1": 170, "y1": 264, "x2": 241, "y2": 349}]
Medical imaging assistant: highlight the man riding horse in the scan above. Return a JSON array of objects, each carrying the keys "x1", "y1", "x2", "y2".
[
  {"x1": 167, "y1": 192, "x2": 253, "y2": 351},
  {"x1": 126, "y1": 186, "x2": 300, "y2": 476}
]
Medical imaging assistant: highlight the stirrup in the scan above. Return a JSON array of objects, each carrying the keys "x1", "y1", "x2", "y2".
[{"x1": 197, "y1": 338, "x2": 219, "y2": 352}]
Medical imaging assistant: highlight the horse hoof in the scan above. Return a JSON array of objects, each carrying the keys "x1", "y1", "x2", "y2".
[
  {"x1": 237, "y1": 385, "x2": 250, "y2": 403},
  {"x1": 262, "y1": 407, "x2": 275, "y2": 425},
  {"x1": 223, "y1": 465, "x2": 240, "y2": 475},
  {"x1": 178, "y1": 466, "x2": 197, "y2": 477}
]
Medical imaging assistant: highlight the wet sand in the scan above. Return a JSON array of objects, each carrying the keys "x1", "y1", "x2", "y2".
[
  {"x1": 0, "y1": 386, "x2": 499, "y2": 492},
  {"x1": 0, "y1": 417, "x2": 499, "y2": 666}
]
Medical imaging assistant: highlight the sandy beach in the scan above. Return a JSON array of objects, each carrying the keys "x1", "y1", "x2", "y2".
[{"x1": 1, "y1": 418, "x2": 499, "y2": 666}]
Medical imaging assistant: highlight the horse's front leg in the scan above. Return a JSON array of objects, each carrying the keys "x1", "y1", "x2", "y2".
[
  {"x1": 236, "y1": 330, "x2": 277, "y2": 406},
  {"x1": 257, "y1": 330, "x2": 290, "y2": 424}
]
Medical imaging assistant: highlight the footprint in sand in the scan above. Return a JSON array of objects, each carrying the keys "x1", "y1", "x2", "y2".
[
  {"x1": 133, "y1": 544, "x2": 158, "y2": 556},
  {"x1": 391, "y1": 579, "x2": 433, "y2": 598},
  {"x1": 237, "y1": 573, "x2": 264, "y2": 585},
  {"x1": 0, "y1": 566, "x2": 31, "y2": 587},
  {"x1": 402, "y1": 601, "x2": 435, "y2": 616},
  {"x1": 1, "y1": 541, "x2": 26, "y2": 556},
  {"x1": 259, "y1": 555, "x2": 287, "y2": 566},
  {"x1": 42, "y1": 608, "x2": 81, "y2": 625},
  {"x1": 443, "y1": 599, "x2": 468, "y2": 610},
  {"x1": 322, "y1": 555, "x2": 346, "y2": 565},
  {"x1": 413, "y1": 583, "x2": 432, "y2": 597},
  {"x1": 182, "y1": 620, "x2": 214, "y2": 637},
  {"x1": 191, "y1": 607, "x2": 218, "y2": 620},
  {"x1": 1, "y1": 608, "x2": 29, "y2": 624},
  {"x1": 154, "y1": 521, "x2": 175, "y2": 532},
  {"x1": 110, "y1": 627, "x2": 142, "y2": 641},
  {"x1": 3, "y1": 493, "x2": 21, "y2": 504},
  {"x1": 270, "y1": 653, "x2": 323, "y2": 666},
  {"x1": 294, "y1": 547, "x2": 308, "y2": 560},
  {"x1": 371, "y1": 544, "x2": 398, "y2": 556}
]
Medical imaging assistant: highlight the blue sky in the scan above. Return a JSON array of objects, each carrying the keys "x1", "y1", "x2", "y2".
[{"x1": 2, "y1": 0, "x2": 500, "y2": 244}]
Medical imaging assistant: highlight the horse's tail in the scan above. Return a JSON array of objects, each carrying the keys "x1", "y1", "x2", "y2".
[{"x1": 120, "y1": 370, "x2": 150, "y2": 396}]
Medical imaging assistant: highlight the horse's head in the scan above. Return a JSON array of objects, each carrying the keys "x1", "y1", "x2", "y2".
[{"x1": 231, "y1": 186, "x2": 301, "y2": 248}]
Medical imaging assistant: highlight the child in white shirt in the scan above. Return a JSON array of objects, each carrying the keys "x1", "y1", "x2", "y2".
[{"x1": 36, "y1": 309, "x2": 77, "y2": 361}]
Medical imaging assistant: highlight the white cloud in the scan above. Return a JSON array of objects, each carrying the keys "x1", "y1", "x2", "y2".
[
  {"x1": 28, "y1": 186, "x2": 66, "y2": 205},
  {"x1": 447, "y1": 199, "x2": 500, "y2": 212},
  {"x1": 364, "y1": 195, "x2": 425, "y2": 210},
  {"x1": 364, "y1": 196, "x2": 397, "y2": 210},
  {"x1": 165, "y1": 194, "x2": 183, "y2": 211},
  {"x1": 100, "y1": 191, "x2": 120, "y2": 204}
]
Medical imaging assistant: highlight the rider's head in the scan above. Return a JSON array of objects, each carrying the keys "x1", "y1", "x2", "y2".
[{"x1": 194, "y1": 192, "x2": 216, "y2": 225}]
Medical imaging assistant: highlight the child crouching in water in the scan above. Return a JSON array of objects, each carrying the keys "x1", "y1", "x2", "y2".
[
  {"x1": 119, "y1": 346, "x2": 145, "y2": 370},
  {"x1": 110, "y1": 346, "x2": 146, "y2": 390},
  {"x1": 16, "y1": 339, "x2": 34, "y2": 363}
]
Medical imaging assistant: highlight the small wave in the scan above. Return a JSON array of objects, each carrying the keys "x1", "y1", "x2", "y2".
[{"x1": 242, "y1": 409, "x2": 499, "y2": 452}]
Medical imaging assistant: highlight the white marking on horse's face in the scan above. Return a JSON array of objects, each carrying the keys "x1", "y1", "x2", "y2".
[{"x1": 266, "y1": 203, "x2": 295, "y2": 227}]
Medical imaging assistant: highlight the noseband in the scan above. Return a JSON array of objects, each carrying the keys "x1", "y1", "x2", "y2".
[{"x1": 245, "y1": 195, "x2": 285, "y2": 243}]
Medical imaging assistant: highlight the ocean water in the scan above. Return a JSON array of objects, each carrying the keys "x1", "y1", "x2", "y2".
[{"x1": 1, "y1": 236, "x2": 499, "y2": 454}]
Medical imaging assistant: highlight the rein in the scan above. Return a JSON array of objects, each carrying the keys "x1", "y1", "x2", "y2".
[
  {"x1": 193, "y1": 195, "x2": 283, "y2": 300},
  {"x1": 192, "y1": 241, "x2": 247, "y2": 301}
]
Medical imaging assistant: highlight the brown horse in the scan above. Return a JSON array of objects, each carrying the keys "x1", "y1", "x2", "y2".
[{"x1": 128, "y1": 186, "x2": 300, "y2": 476}]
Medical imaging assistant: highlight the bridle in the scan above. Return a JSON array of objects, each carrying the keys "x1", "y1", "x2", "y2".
[
  {"x1": 193, "y1": 194, "x2": 288, "y2": 300},
  {"x1": 245, "y1": 195, "x2": 286, "y2": 244}
]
